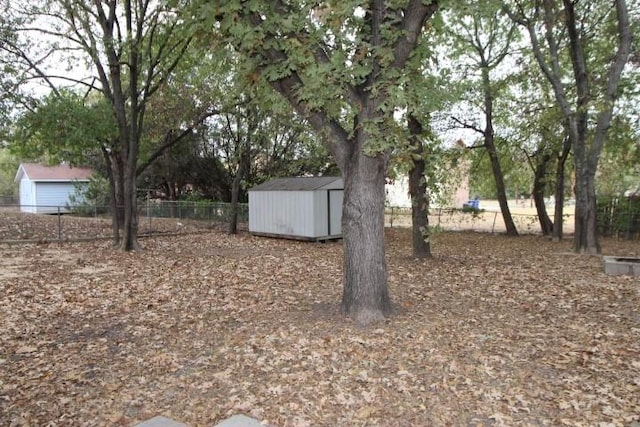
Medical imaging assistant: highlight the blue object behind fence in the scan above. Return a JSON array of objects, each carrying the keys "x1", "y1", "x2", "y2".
[{"x1": 465, "y1": 199, "x2": 480, "y2": 209}]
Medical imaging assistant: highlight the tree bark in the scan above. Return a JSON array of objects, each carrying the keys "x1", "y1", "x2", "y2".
[
  {"x1": 120, "y1": 160, "x2": 140, "y2": 251},
  {"x1": 573, "y1": 167, "x2": 600, "y2": 254},
  {"x1": 107, "y1": 170, "x2": 120, "y2": 245},
  {"x1": 340, "y1": 149, "x2": 392, "y2": 324},
  {"x1": 102, "y1": 149, "x2": 118, "y2": 245},
  {"x1": 102, "y1": 148, "x2": 124, "y2": 245},
  {"x1": 552, "y1": 138, "x2": 571, "y2": 241},
  {"x1": 228, "y1": 143, "x2": 250, "y2": 235},
  {"x1": 481, "y1": 66, "x2": 518, "y2": 236},
  {"x1": 407, "y1": 114, "x2": 431, "y2": 258},
  {"x1": 532, "y1": 152, "x2": 554, "y2": 236}
]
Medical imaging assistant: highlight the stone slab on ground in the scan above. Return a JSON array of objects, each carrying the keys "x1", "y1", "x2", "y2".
[
  {"x1": 135, "y1": 416, "x2": 188, "y2": 427},
  {"x1": 135, "y1": 414, "x2": 265, "y2": 427}
]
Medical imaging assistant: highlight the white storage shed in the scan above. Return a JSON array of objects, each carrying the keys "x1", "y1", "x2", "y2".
[
  {"x1": 14, "y1": 163, "x2": 93, "y2": 213},
  {"x1": 248, "y1": 176, "x2": 344, "y2": 241}
]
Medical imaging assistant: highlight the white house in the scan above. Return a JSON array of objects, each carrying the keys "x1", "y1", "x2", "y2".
[
  {"x1": 14, "y1": 163, "x2": 93, "y2": 213},
  {"x1": 248, "y1": 176, "x2": 343, "y2": 241},
  {"x1": 385, "y1": 172, "x2": 471, "y2": 209}
]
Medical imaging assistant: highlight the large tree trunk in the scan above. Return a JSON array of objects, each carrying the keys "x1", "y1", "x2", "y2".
[
  {"x1": 532, "y1": 152, "x2": 553, "y2": 236},
  {"x1": 573, "y1": 168, "x2": 600, "y2": 254},
  {"x1": 407, "y1": 114, "x2": 431, "y2": 258},
  {"x1": 340, "y1": 149, "x2": 392, "y2": 325},
  {"x1": 228, "y1": 145, "x2": 249, "y2": 235},
  {"x1": 108, "y1": 173, "x2": 120, "y2": 245},
  {"x1": 120, "y1": 157, "x2": 140, "y2": 251},
  {"x1": 570, "y1": 117, "x2": 600, "y2": 253},
  {"x1": 228, "y1": 172, "x2": 243, "y2": 235},
  {"x1": 481, "y1": 66, "x2": 518, "y2": 236},
  {"x1": 103, "y1": 149, "x2": 126, "y2": 245},
  {"x1": 102, "y1": 149, "x2": 120, "y2": 245},
  {"x1": 114, "y1": 169, "x2": 126, "y2": 240}
]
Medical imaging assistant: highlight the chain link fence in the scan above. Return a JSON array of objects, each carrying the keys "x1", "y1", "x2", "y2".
[
  {"x1": 0, "y1": 201, "x2": 248, "y2": 243},
  {"x1": 597, "y1": 196, "x2": 640, "y2": 239},
  {"x1": 3, "y1": 198, "x2": 637, "y2": 243},
  {"x1": 385, "y1": 206, "x2": 576, "y2": 235}
]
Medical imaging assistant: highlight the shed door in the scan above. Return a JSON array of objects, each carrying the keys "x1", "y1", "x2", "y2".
[{"x1": 328, "y1": 190, "x2": 343, "y2": 235}]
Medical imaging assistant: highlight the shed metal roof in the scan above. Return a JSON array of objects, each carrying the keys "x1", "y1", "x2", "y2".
[
  {"x1": 15, "y1": 163, "x2": 94, "y2": 182},
  {"x1": 249, "y1": 176, "x2": 343, "y2": 191}
]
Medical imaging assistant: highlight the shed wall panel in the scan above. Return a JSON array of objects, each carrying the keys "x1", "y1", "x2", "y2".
[
  {"x1": 19, "y1": 179, "x2": 36, "y2": 213},
  {"x1": 34, "y1": 182, "x2": 85, "y2": 213},
  {"x1": 249, "y1": 191, "x2": 316, "y2": 237}
]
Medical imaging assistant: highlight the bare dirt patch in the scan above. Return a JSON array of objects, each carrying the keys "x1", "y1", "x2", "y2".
[{"x1": 1, "y1": 230, "x2": 639, "y2": 427}]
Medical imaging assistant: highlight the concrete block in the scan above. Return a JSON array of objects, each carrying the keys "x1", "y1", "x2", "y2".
[{"x1": 603, "y1": 256, "x2": 640, "y2": 276}]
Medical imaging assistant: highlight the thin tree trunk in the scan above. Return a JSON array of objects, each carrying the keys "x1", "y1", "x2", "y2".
[
  {"x1": 481, "y1": 66, "x2": 518, "y2": 236},
  {"x1": 108, "y1": 173, "x2": 120, "y2": 245},
  {"x1": 168, "y1": 183, "x2": 178, "y2": 218},
  {"x1": 552, "y1": 162, "x2": 565, "y2": 242},
  {"x1": 487, "y1": 142, "x2": 518, "y2": 235},
  {"x1": 532, "y1": 152, "x2": 553, "y2": 235},
  {"x1": 552, "y1": 138, "x2": 571, "y2": 241},
  {"x1": 407, "y1": 114, "x2": 431, "y2": 258}
]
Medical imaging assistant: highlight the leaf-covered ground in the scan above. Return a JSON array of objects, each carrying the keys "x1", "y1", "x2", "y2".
[
  {"x1": 1, "y1": 228, "x2": 639, "y2": 427},
  {"x1": 0, "y1": 210, "x2": 221, "y2": 242}
]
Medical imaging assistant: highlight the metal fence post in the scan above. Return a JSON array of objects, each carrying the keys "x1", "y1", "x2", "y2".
[
  {"x1": 57, "y1": 206, "x2": 62, "y2": 240},
  {"x1": 491, "y1": 212, "x2": 497, "y2": 234},
  {"x1": 626, "y1": 197, "x2": 633, "y2": 239},
  {"x1": 147, "y1": 198, "x2": 151, "y2": 234}
]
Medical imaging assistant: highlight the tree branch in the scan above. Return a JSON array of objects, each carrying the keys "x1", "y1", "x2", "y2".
[
  {"x1": 135, "y1": 109, "x2": 221, "y2": 176},
  {"x1": 450, "y1": 115, "x2": 484, "y2": 135},
  {"x1": 590, "y1": 0, "x2": 633, "y2": 168}
]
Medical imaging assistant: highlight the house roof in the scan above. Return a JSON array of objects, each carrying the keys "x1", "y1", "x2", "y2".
[
  {"x1": 14, "y1": 163, "x2": 94, "y2": 182},
  {"x1": 249, "y1": 176, "x2": 343, "y2": 192}
]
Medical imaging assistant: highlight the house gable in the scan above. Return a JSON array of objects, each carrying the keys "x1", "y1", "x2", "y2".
[
  {"x1": 15, "y1": 163, "x2": 93, "y2": 183},
  {"x1": 15, "y1": 163, "x2": 94, "y2": 213}
]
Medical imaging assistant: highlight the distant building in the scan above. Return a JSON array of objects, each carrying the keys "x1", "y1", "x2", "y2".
[
  {"x1": 385, "y1": 161, "x2": 470, "y2": 209},
  {"x1": 14, "y1": 163, "x2": 93, "y2": 213}
]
